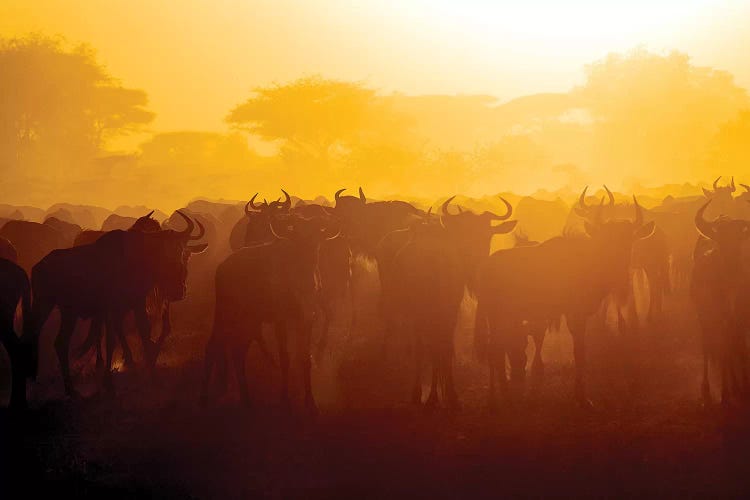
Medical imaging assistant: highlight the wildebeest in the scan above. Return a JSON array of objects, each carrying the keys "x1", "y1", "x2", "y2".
[
  {"x1": 228, "y1": 192, "x2": 292, "y2": 251},
  {"x1": 575, "y1": 186, "x2": 669, "y2": 327},
  {"x1": 475, "y1": 193, "x2": 655, "y2": 407},
  {"x1": 0, "y1": 220, "x2": 67, "y2": 273},
  {"x1": 382, "y1": 196, "x2": 517, "y2": 408},
  {"x1": 28, "y1": 212, "x2": 207, "y2": 397},
  {"x1": 0, "y1": 258, "x2": 31, "y2": 408},
  {"x1": 72, "y1": 211, "x2": 165, "y2": 369},
  {"x1": 231, "y1": 191, "x2": 353, "y2": 349},
  {"x1": 690, "y1": 200, "x2": 750, "y2": 404},
  {"x1": 43, "y1": 216, "x2": 82, "y2": 248},
  {"x1": 333, "y1": 187, "x2": 424, "y2": 258},
  {"x1": 201, "y1": 212, "x2": 340, "y2": 413}
]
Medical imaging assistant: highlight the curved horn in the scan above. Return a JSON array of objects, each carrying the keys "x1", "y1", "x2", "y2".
[
  {"x1": 633, "y1": 195, "x2": 643, "y2": 227},
  {"x1": 713, "y1": 176, "x2": 721, "y2": 190},
  {"x1": 604, "y1": 185, "x2": 615, "y2": 207},
  {"x1": 730, "y1": 176, "x2": 736, "y2": 192},
  {"x1": 441, "y1": 196, "x2": 457, "y2": 217},
  {"x1": 245, "y1": 193, "x2": 259, "y2": 215},
  {"x1": 487, "y1": 196, "x2": 513, "y2": 221},
  {"x1": 426, "y1": 206, "x2": 433, "y2": 217},
  {"x1": 741, "y1": 183, "x2": 750, "y2": 192},
  {"x1": 695, "y1": 200, "x2": 715, "y2": 239},
  {"x1": 145, "y1": 210, "x2": 154, "y2": 219},
  {"x1": 249, "y1": 193, "x2": 265, "y2": 212},
  {"x1": 457, "y1": 205, "x2": 463, "y2": 213},
  {"x1": 190, "y1": 218, "x2": 205, "y2": 241},
  {"x1": 280, "y1": 189, "x2": 292, "y2": 210},
  {"x1": 578, "y1": 186, "x2": 589, "y2": 211},
  {"x1": 358, "y1": 187, "x2": 366, "y2": 203},
  {"x1": 335, "y1": 188, "x2": 346, "y2": 203},
  {"x1": 174, "y1": 210, "x2": 195, "y2": 237}
]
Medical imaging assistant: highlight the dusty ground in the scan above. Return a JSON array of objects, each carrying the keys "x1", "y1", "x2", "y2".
[{"x1": 2, "y1": 286, "x2": 750, "y2": 498}]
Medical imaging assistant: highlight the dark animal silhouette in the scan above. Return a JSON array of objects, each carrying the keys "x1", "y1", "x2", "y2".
[
  {"x1": 385, "y1": 196, "x2": 516, "y2": 408},
  {"x1": 575, "y1": 186, "x2": 669, "y2": 327},
  {"x1": 73, "y1": 212, "x2": 165, "y2": 370},
  {"x1": 0, "y1": 220, "x2": 67, "y2": 273},
  {"x1": 43, "y1": 216, "x2": 82, "y2": 247},
  {"x1": 28, "y1": 212, "x2": 207, "y2": 396},
  {"x1": 690, "y1": 200, "x2": 750, "y2": 404},
  {"x1": 0, "y1": 258, "x2": 31, "y2": 408},
  {"x1": 201, "y1": 212, "x2": 340, "y2": 413},
  {"x1": 228, "y1": 191, "x2": 292, "y2": 251},
  {"x1": 476, "y1": 192, "x2": 655, "y2": 407}
]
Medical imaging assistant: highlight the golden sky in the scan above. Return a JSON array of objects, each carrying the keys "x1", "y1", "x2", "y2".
[{"x1": 2, "y1": 0, "x2": 748, "y2": 141}]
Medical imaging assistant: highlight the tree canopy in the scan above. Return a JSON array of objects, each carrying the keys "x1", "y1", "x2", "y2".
[{"x1": 0, "y1": 35, "x2": 154, "y2": 203}]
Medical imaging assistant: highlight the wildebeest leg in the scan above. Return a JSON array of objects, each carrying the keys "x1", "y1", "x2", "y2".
[
  {"x1": 412, "y1": 334, "x2": 423, "y2": 404},
  {"x1": 508, "y1": 325, "x2": 528, "y2": 399},
  {"x1": 55, "y1": 309, "x2": 78, "y2": 397},
  {"x1": 232, "y1": 339, "x2": 252, "y2": 407},
  {"x1": 315, "y1": 297, "x2": 332, "y2": 360},
  {"x1": 200, "y1": 335, "x2": 219, "y2": 405},
  {"x1": 425, "y1": 352, "x2": 439, "y2": 410},
  {"x1": 2, "y1": 319, "x2": 25, "y2": 409},
  {"x1": 444, "y1": 352, "x2": 459, "y2": 411},
  {"x1": 530, "y1": 322, "x2": 546, "y2": 379},
  {"x1": 134, "y1": 304, "x2": 156, "y2": 370},
  {"x1": 701, "y1": 341, "x2": 711, "y2": 405},
  {"x1": 28, "y1": 297, "x2": 55, "y2": 381},
  {"x1": 348, "y1": 282, "x2": 357, "y2": 339},
  {"x1": 488, "y1": 359, "x2": 497, "y2": 411},
  {"x1": 117, "y1": 317, "x2": 135, "y2": 368},
  {"x1": 298, "y1": 319, "x2": 317, "y2": 415},
  {"x1": 103, "y1": 313, "x2": 122, "y2": 394},
  {"x1": 275, "y1": 320, "x2": 290, "y2": 408},
  {"x1": 567, "y1": 315, "x2": 591, "y2": 407}
]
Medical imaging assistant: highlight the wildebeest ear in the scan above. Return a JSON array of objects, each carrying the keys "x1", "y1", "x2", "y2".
[
  {"x1": 584, "y1": 221, "x2": 598, "y2": 237},
  {"x1": 491, "y1": 220, "x2": 518, "y2": 234},
  {"x1": 633, "y1": 221, "x2": 656, "y2": 240},
  {"x1": 702, "y1": 188, "x2": 713, "y2": 198},
  {"x1": 187, "y1": 243, "x2": 208, "y2": 254}
]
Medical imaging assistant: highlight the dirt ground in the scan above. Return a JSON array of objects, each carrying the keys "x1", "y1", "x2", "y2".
[{"x1": 2, "y1": 283, "x2": 750, "y2": 498}]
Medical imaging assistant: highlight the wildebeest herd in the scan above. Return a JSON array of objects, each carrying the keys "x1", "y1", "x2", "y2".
[{"x1": 1, "y1": 178, "x2": 750, "y2": 417}]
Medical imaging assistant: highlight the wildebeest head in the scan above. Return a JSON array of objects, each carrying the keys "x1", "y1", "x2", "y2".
[
  {"x1": 333, "y1": 187, "x2": 367, "y2": 214},
  {"x1": 149, "y1": 211, "x2": 208, "y2": 300},
  {"x1": 703, "y1": 175, "x2": 736, "y2": 200},
  {"x1": 130, "y1": 210, "x2": 161, "y2": 233},
  {"x1": 694, "y1": 199, "x2": 750, "y2": 262},
  {"x1": 579, "y1": 189, "x2": 656, "y2": 300},
  {"x1": 440, "y1": 195, "x2": 518, "y2": 281},
  {"x1": 269, "y1": 212, "x2": 341, "y2": 293},
  {"x1": 240, "y1": 190, "x2": 292, "y2": 245}
]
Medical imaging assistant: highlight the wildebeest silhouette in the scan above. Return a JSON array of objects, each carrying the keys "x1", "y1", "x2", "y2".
[
  {"x1": 0, "y1": 220, "x2": 67, "y2": 273},
  {"x1": 0, "y1": 257, "x2": 31, "y2": 408},
  {"x1": 73, "y1": 212, "x2": 165, "y2": 371},
  {"x1": 201, "y1": 211, "x2": 340, "y2": 413},
  {"x1": 383, "y1": 196, "x2": 516, "y2": 409},
  {"x1": 29, "y1": 211, "x2": 207, "y2": 397},
  {"x1": 476, "y1": 192, "x2": 655, "y2": 408},
  {"x1": 690, "y1": 199, "x2": 750, "y2": 405}
]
